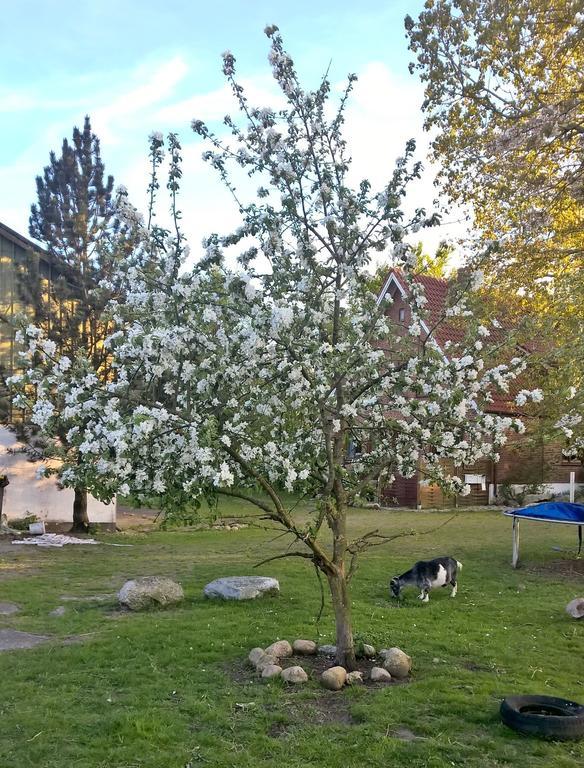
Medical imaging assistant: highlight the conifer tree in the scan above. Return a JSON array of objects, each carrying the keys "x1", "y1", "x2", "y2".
[{"x1": 24, "y1": 116, "x2": 121, "y2": 531}]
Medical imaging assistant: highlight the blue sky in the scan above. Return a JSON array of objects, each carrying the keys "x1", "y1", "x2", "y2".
[{"x1": 1, "y1": 1, "x2": 466, "y2": 260}]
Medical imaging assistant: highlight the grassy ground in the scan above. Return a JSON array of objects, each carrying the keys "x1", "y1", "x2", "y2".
[{"x1": 0, "y1": 502, "x2": 583, "y2": 768}]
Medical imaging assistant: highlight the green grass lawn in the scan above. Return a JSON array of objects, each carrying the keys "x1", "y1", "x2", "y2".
[{"x1": 1, "y1": 504, "x2": 583, "y2": 768}]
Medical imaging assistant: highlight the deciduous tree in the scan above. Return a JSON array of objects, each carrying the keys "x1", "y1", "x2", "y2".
[{"x1": 13, "y1": 29, "x2": 538, "y2": 667}]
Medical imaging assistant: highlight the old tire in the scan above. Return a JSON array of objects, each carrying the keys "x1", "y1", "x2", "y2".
[{"x1": 500, "y1": 695, "x2": 584, "y2": 741}]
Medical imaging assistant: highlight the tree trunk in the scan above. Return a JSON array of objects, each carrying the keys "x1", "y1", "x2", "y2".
[
  {"x1": 70, "y1": 487, "x2": 90, "y2": 533},
  {"x1": 328, "y1": 570, "x2": 357, "y2": 671}
]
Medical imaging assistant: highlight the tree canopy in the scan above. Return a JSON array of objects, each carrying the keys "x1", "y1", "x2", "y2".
[
  {"x1": 12, "y1": 28, "x2": 539, "y2": 667},
  {"x1": 406, "y1": 0, "x2": 584, "y2": 456}
]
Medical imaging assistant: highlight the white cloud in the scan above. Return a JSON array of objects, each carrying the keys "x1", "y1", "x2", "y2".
[
  {"x1": 92, "y1": 55, "x2": 190, "y2": 144},
  {"x1": 0, "y1": 55, "x2": 471, "y2": 268}
]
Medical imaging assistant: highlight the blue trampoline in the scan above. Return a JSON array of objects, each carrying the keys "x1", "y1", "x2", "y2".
[{"x1": 503, "y1": 502, "x2": 584, "y2": 567}]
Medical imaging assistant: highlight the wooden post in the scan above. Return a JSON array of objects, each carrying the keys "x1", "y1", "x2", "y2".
[
  {"x1": 570, "y1": 471, "x2": 575, "y2": 503},
  {"x1": 512, "y1": 516, "x2": 520, "y2": 569}
]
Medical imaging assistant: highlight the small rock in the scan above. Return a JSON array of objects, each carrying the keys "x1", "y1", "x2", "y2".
[
  {"x1": 360, "y1": 643, "x2": 376, "y2": 658},
  {"x1": 292, "y1": 639, "x2": 317, "y2": 655},
  {"x1": 265, "y1": 640, "x2": 293, "y2": 658},
  {"x1": 118, "y1": 577, "x2": 184, "y2": 611},
  {"x1": 346, "y1": 671, "x2": 364, "y2": 685},
  {"x1": 255, "y1": 653, "x2": 279, "y2": 672},
  {"x1": 370, "y1": 666, "x2": 392, "y2": 683},
  {"x1": 49, "y1": 606, "x2": 66, "y2": 617},
  {"x1": 566, "y1": 597, "x2": 584, "y2": 619},
  {"x1": 261, "y1": 664, "x2": 283, "y2": 679},
  {"x1": 281, "y1": 666, "x2": 308, "y2": 684},
  {"x1": 0, "y1": 602, "x2": 20, "y2": 616},
  {"x1": 203, "y1": 576, "x2": 279, "y2": 600},
  {"x1": 382, "y1": 647, "x2": 412, "y2": 679},
  {"x1": 321, "y1": 666, "x2": 347, "y2": 691},
  {"x1": 248, "y1": 647, "x2": 265, "y2": 666},
  {"x1": 318, "y1": 644, "x2": 337, "y2": 656}
]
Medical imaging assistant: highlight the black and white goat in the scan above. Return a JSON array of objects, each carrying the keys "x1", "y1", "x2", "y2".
[{"x1": 390, "y1": 556, "x2": 462, "y2": 602}]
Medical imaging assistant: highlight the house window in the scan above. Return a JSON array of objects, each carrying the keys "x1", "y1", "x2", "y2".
[{"x1": 398, "y1": 308, "x2": 406, "y2": 322}]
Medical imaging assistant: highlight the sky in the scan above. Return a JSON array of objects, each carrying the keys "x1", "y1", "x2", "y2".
[{"x1": 0, "y1": 0, "x2": 469, "y2": 266}]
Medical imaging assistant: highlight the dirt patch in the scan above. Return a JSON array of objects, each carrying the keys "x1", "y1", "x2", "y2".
[
  {"x1": 267, "y1": 721, "x2": 291, "y2": 738},
  {"x1": 389, "y1": 726, "x2": 426, "y2": 742},
  {"x1": 116, "y1": 506, "x2": 159, "y2": 531},
  {"x1": 266, "y1": 693, "x2": 356, "y2": 737},
  {"x1": 527, "y1": 558, "x2": 584, "y2": 578},
  {"x1": 461, "y1": 660, "x2": 491, "y2": 673}
]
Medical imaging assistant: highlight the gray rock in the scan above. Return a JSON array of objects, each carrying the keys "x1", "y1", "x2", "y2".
[
  {"x1": 566, "y1": 597, "x2": 584, "y2": 619},
  {"x1": 0, "y1": 629, "x2": 49, "y2": 651},
  {"x1": 292, "y1": 639, "x2": 317, "y2": 655},
  {"x1": 255, "y1": 653, "x2": 279, "y2": 672},
  {"x1": 118, "y1": 577, "x2": 184, "y2": 611},
  {"x1": 346, "y1": 671, "x2": 364, "y2": 686},
  {"x1": 281, "y1": 665, "x2": 308, "y2": 684},
  {"x1": 261, "y1": 664, "x2": 282, "y2": 679},
  {"x1": 248, "y1": 647, "x2": 266, "y2": 666},
  {"x1": 49, "y1": 606, "x2": 66, "y2": 617},
  {"x1": 321, "y1": 666, "x2": 347, "y2": 691},
  {"x1": 203, "y1": 576, "x2": 279, "y2": 600},
  {"x1": 382, "y1": 647, "x2": 412, "y2": 679},
  {"x1": 358, "y1": 643, "x2": 375, "y2": 658},
  {"x1": 318, "y1": 644, "x2": 337, "y2": 656},
  {"x1": 0, "y1": 602, "x2": 20, "y2": 616},
  {"x1": 265, "y1": 640, "x2": 293, "y2": 658},
  {"x1": 370, "y1": 666, "x2": 392, "y2": 683}
]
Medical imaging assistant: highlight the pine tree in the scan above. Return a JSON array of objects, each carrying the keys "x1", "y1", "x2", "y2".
[{"x1": 25, "y1": 116, "x2": 119, "y2": 531}]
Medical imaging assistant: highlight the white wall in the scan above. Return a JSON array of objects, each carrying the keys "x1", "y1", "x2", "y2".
[{"x1": 0, "y1": 427, "x2": 116, "y2": 525}]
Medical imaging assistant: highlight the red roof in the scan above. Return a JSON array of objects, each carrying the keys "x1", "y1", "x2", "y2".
[{"x1": 379, "y1": 268, "x2": 522, "y2": 415}]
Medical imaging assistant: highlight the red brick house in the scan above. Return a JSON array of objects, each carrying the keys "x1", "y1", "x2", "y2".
[{"x1": 376, "y1": 269, "x2": 583, "y2": 508}]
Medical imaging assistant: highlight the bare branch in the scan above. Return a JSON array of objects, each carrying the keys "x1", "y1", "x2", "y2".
[{"x1": 254, "y1": 550, "x2": 315, "y2": 569}]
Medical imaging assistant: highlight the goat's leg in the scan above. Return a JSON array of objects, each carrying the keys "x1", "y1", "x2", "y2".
[
  {"x1": 450, "y1": 579, "x2": 457, "y2": 597},
  {"x1": 418, "y1": 582, "x2": 430, "y2": 602}
]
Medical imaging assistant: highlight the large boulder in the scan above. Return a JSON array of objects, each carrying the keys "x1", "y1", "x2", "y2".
[
  {"x1": 261, "y1": 664, "x2": 282, "y2": 679},
  {"x1": 566, "y1": 597, "x2": 584, "y2": 619},
  {"x1": 118, "y1": 577, "x2": 184, "y2": 611},
  {"x1": 370, "y1": 667, "x2": 392, "y2": 683},
  {"x1": 381, "y1": 647, "x2": 412, "y2": 679},
  {"x1": 203, "y1": 576, "x2": 279, "y2": 600},
  {"x1": 265, "y1": 640, "x2": 293, "y2": 659},
  {"x1": 321, "y1": 666, "x2": 347, "y2": 691},
  {"x1": 248, "y1": 647, "x2": 266, "y2": 666},
  {"x1": 292, "y1": 639, "x2": 317, "y2": 655},
  {"x1": 281, "y1": 666, "x2": 308, "y2": 684},
  {"x1": 255, "y1": 653, "x2": 280, "y2": 672}
]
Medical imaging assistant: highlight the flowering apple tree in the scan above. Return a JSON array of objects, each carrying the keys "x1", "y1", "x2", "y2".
[{"x1": 13, "y1": 28, "x2": 538, "y2": 669}]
